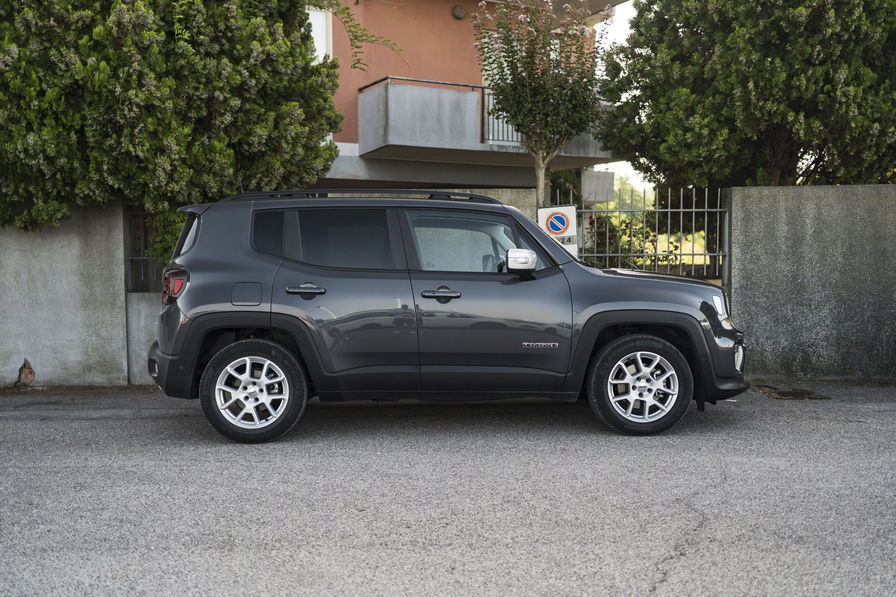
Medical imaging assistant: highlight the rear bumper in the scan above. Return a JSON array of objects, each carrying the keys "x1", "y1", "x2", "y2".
[{"x1": 148, "y1": 341, "x2": 195, "y2": 399}]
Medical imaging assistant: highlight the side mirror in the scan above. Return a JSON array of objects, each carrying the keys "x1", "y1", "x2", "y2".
[{"x1": 506, "y1": 248, "x2": 537, "y2": 273}]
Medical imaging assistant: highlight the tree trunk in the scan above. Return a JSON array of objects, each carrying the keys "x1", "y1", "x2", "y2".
[{"x1": 533, "y1": 153, "x2": 548, "y2": 209}]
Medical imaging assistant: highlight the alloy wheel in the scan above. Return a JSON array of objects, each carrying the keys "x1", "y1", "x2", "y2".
[
  {"x1": 606, "y1": 351, "x2": 679, "y2": 423},
  {"x1": 214, "y1": 356, "x2": 290, "y2": 429}
]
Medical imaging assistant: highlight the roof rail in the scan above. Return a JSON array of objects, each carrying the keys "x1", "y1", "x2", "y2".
[{"x1": 225, "y1": 189, "x2": 503, "y2": 205}]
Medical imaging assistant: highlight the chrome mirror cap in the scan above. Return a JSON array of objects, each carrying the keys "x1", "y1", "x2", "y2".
[{"x1": 506, "y1": 248, "x2": 537, "y2": 272}]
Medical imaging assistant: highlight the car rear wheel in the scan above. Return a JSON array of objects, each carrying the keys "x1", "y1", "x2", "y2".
[
  {"x1": 199, "y1": 339, "x2": 308, "y2": 443},
  {"x1": 587, "y1": 334, "x2": 693, "y2": 435}
]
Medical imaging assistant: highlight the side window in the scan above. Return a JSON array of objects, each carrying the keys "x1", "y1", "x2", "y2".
[
  {"x1": 406, "y1": 210, "x2": 547, "y2": 273},
  {"x1": 252, "y1": 210, "x2": 284, "y2": 257},
  {"x1": 296, "y1": 209, "x2": 394, "y2": 270},
  {"x1": 173, "y1": 214, "x2": 199, "y2": 259}
]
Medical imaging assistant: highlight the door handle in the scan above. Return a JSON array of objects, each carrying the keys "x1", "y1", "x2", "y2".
[
  {"x1": 421, "y1": 288, "x2": 461, "y2": 300},
  {"x1": 286, "y1": 283, "x2": 326, "y2": 295}
]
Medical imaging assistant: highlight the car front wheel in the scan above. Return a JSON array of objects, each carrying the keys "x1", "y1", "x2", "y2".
[
  {"x1": 199, "y1": 339, "x2": 308, "y2": 443},
  {"x1": 587, "y1": 334, "x2": 693, "y2": 435}
]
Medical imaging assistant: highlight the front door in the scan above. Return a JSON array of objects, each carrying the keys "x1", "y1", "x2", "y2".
[{"x1": 400, "y1": 208, "x2": 572, "y2": 395}]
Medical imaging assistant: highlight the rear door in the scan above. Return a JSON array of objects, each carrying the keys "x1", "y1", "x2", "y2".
[
  {"x1": 271, "y1": 207, "x2": 418, "y2": 394},
  {"x1": 400, "y1": 208, "x2": 573, "y2": 395}
]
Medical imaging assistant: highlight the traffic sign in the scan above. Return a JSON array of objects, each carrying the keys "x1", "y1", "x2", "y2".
[
  {"x1": 537, "y1": 205, "x2": 578, "y2": 257},
  {"x1": 546, "y1": 212, "x2": 570, "y2": 235}
]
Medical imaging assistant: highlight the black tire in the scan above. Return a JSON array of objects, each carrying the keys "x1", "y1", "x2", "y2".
[
  {"x1": 199, "y1": 339, "x2": 308, "y2": 443},
  {"x1": 586, "y1": 334, "x2": 693, "y2": 435}
]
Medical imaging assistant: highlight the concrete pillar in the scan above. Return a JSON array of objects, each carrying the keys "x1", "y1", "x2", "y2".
[{"x1": 729, "y1": 185, "x2": 896, "y2": 380}]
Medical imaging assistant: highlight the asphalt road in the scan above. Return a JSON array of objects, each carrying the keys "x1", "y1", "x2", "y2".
[{"x1": 1, "y1": 384, "x2": 894, "y2": 596}]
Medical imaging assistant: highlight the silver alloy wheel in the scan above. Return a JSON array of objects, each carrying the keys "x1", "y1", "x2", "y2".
[
  {"x1": 214, "y1": 356, "x2": 290, "y2": 429},
  {"x1": 606, "y1": 351, "x2": 679, "y2": 423}
]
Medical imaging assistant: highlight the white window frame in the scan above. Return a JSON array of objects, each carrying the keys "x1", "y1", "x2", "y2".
[{"x1": 308, "y1": 8, "x2": 333, "y2": 63}]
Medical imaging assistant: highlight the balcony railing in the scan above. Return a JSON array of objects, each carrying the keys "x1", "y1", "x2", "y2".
[{"x1": 482, "y1": 88, "x2": 522, "y2": 145}]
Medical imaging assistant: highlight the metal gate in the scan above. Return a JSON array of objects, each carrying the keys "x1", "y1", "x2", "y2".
[{"x1": 576, "y1": 188, "x2": 730, "y2": 286}]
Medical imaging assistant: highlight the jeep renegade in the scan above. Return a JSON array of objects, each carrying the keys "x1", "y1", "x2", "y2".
[{"x1": 148, "y1": 190, "x2": 747, "y2": 442}]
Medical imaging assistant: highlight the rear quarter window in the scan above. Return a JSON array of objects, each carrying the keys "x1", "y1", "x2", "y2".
[{"x1": 172, "y1": 215, "x2": 199, "y2": 259}]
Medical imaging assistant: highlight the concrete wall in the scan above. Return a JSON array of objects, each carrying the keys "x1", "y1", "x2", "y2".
[
  {"x1": 729, "y1": 185, "x2": 896, "y2": 380},
  {"x1": 0, "y1": 204, "x2": 129, "y2": 386},
  {"x1": 126, "y1": 293, "x2": 159, "y2": 385}
]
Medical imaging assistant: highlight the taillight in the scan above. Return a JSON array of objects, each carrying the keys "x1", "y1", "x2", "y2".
[{"x1": 162, "y1": 270, "x2": 189, "y2": 305}]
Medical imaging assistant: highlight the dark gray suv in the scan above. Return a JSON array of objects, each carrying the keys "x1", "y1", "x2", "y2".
[{"x1": 148, "y1": 190, "x2": 747, "y2": 442}]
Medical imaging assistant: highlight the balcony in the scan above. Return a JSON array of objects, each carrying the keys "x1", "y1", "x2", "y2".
[{"x1": 357, "y1": 76, "x2": 612, "y2": 171}]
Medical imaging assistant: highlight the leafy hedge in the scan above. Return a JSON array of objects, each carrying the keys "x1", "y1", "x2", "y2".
[{"x1": 0, "y1": 0, "x2": 341, "y2": 231}]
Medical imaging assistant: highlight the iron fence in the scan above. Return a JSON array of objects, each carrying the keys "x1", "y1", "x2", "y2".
[{"x1": 576, "y1": 188, "x2": 730, "y2": 285}]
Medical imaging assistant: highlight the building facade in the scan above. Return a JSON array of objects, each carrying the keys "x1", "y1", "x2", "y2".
[{"x1": 311, "y1": 0, "x2": 619, "y2": 190}]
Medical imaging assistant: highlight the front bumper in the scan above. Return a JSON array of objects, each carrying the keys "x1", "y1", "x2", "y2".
[
  {"x1": 705, "y1": 375, "x2": 750, "y2": 401},
  {"x1": 148, "y1": 340, "x2": 195, "y2": 399},
  {"x1": 702, "y1": 341, "x2": 749, "y2": 403}
]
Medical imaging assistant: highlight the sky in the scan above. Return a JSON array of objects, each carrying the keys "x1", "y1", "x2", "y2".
[
  {"x1": 592, "y1": 1, "x2": 651, "y2": 190},
  {"x1": 603, "y1": 0, "x2": 636, "y2": 46}
]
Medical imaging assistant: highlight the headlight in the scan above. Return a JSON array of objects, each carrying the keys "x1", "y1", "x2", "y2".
[{"x1": 712, "y1": 292, "x2": 735, "y2": 330}]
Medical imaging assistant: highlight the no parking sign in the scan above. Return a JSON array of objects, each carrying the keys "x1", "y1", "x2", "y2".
[{"x1": 537, "y1": 205, "x2": 578, "y2": 257}]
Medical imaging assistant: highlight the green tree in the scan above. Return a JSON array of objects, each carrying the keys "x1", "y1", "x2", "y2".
[
  {"x1": 549, "y1": 169, "x2": 582, "y2": 206},
  {"x1": 597, "y1": 0, "x2": 896, "y2": 187},
  {"x1": 474, "y1": 0, "x2": 606, "y2": 208},
  {"x1": 0, "y1": 0, "x2": 383, "y2": 233}
]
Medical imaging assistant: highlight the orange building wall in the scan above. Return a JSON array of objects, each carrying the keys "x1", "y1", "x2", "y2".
[{"x1": 332, "y1": 0, "x2": 485, "y2": 143}]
